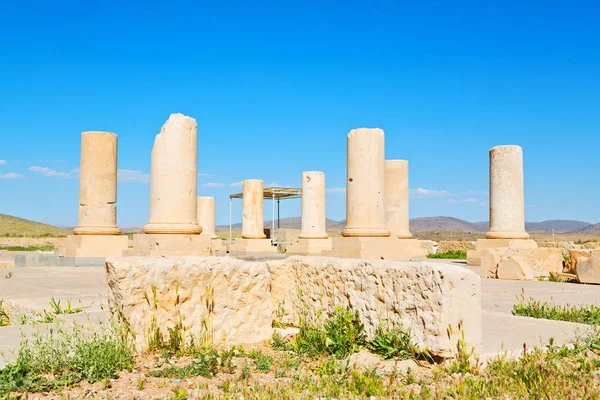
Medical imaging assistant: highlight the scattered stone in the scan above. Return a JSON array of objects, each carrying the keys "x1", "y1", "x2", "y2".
[
  {"x1": 348, "y1": 349, "x2": 418, "y2": 375},
  {"x1": 482, "y1": 248, "x2": 563, "y2": 280},
  {"x1": 567, "y1": 249, "x2": 592, "y2": 275}
]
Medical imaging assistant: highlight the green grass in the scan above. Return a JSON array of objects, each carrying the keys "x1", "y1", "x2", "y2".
[
  {"x1": 0, "y1": 300, "x2": 9, "y2": 326},
  {"x1": 0, "y1": 244, "x2": 55, "y2": 252},
  {"x1": 0, "y1": 321, "x2": 134, "y2": 395},
  {"x1": 427, "y1": 250, "x2": 467, "y2": 259},
  {"x1": 512, "y1": 295, "x2": 600, "y2": 325}
]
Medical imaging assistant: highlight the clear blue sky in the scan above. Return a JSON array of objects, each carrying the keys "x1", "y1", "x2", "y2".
[{"x1": 0, "y1": 0, "x2": 598, "y2": 227}]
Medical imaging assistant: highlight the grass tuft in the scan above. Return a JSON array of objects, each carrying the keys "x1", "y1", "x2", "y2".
[{"x1": 427, "y1": 251, "x2": 467, "y2": 259}]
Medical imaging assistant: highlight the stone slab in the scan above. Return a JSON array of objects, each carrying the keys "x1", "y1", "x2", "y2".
[
  {"x1": 467, "y1": 238, "x2": 538, "y2": 266},
  {"x1": 57, "y1": 235, "x2": 129, "y2": 258},
  {"x1": 228, "y1": 238, "x2": 277, "y2": 255},
  {"x1": 125, "y1": 233, "x2": 212, "y2": 256},
  {"x1": 325, "y1": 237, "x2": 427, "y2": 261},
  {"x1": 576, "y1": 249, "x2": 600, "y2": 284},
  {"x1": 285, "y1": 238, "x2": 332, "y2": 255},
  {"x1": 482, "y1": 247, "x2": 563, "y2": 280},
  {"x1": 15, "y1": 253, "x2": 105, "y2": 267}
]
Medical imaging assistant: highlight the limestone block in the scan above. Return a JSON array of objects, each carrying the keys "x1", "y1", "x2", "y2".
[
  {"x1": 420, "y1": 240, "x2": 439, "y2": 255},
  {"x1": 269, "y1": 257, "x2": 482, "y2": 359},
  {"x1": 106, "y1": 257, "x2": 274, "y2": 350},
  {"x1": 348, "y1": 349, "x2": 418, "y2": 374},
  {"x1": 228, "y1": 238, "x2": 277, "y2": 255},
  {"x1": 127, "y1": 234, "x2": 211, "y2": 256},
  {"x1": 326, "y1": 237, "x2": 427, "y2": 261},
  {"x1": 74, "y1": 204, "x2": 120, "y2": 235},
  {"x1": 567, "y1": 249, "x2": 592, "y2": 274},
  {"x1": 467, "y1": 238, "x2": 538, "y2": 266},
  {"x1": 58, "y1": 235, "x2": 128, "y2": 258},
  {"x1": 286, "y1": 238, "x2": 332, "y2": 255},
  {"x1": 575, "y1": 250, "x2": 600, "y2": 284},
  {"x1": 482, "y1": 247, "x2": 563, "y2": 280}
]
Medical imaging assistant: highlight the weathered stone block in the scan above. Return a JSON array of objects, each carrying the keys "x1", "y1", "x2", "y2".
[
  {"x1": 576, "y1": 250, "x2": 600, "y2": 284},
  {"x1": 482, "y1": 248, "x2": 563, "y2": 280},
  {"x1": 106, "y1": 257, "x2": 274, "y2": 350},
  {"x1": 567, "y1": 249, "x2": 592, "y2": 275},
  {"x1": 269, "y1": 257, "x2": 481, "y2": 359}
]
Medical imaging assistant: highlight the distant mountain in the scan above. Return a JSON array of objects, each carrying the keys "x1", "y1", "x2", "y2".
[
  {"x1": 526, "y1": 220, "x2": 593, "y2": 233},
  {"x1": 409, "y1": 217, "x2": 484, "y2": 233},
  {"x1": 0, "y1": 213, "x2": 72, "y2": 237}
]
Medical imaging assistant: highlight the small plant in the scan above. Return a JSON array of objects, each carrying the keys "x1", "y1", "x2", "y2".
[
  {"x1": 136, "y1": 376, "x2": 146, "y2": 390},
  {"x1": 427, "y1": 251, "x2": 467, "y2": 260},
  {"x1": 170, "y1": 386, "x2": 188, "y2": 400},
  {"x1": 271, "y1": 330, "x2": 291, "y2": 351},
  {"x1": 239, "y1": 363, "x2": 251, "y2": 381},
  {"x1": 248, "y1": 350, "x2": 273, "y2": 372},
  {"x1": 4, "y1": 272, "x2": 12, "y2": 279},
  {"x1": 324, "y1": 306, "x2": 366, "y2": 358},
  {"x1": 147, "y1": 350, "x2": 220, "y2": 379},
  {"x1": 367, "y1": 325, "x2": 414, "y2": 360},
  {"x1": 0, "y1": 300, "x2": 9, "y2": 326},
  {"x1": 49, "y1": 297, "x2": 82, "y2": 315}
]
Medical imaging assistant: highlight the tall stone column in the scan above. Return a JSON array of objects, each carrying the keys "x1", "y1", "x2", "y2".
[
  {"x1": 143, "y1": 114, "x2": 201, "y2": 234},
  {"x1": 241, "y1": 179, "x2": 266, "y2": 239},
  {"x1": 197, "y1": 196, "x2": 217, "y2": 238},
  {"x1": 73, "y1": 131, "x2": 120, "y2": 235},
  {"x1": 342, "y1": 128, "x2": 390, "y2": 237},
  {"x1": 486, "y1": 145, "x2": 529, "y2": 239},
  {"x1": 385, "y1": 160, "x2": 412, "y2": 238},
  {"x1": 298, "y1": 171, "x2": 328, "y2": 239}
]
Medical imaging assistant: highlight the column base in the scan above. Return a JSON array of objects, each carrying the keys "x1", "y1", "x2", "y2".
[
  {"x1": 73, "y1": 226, "x2": 121, "y2": 235},
  {"x1": 485, "y1": 231, "x2": 530, "y2": 239},
  {"x1": 142, "y1": 223, "x2": 202, "y2": 235},
  {"x1": 228, "y1": 239, "x2": 277, "y2": 255},
  {"x1": 342, "y1": 227, "x2": 391, "y2": 237},
  {"x1": 324, "y1": 237, "x2": 427, "y2": 261},
  {"x1": 57, "y1": 235, "x2": 129, "y2": 258},
  {"x1": 286, "y1": 238, "x2": 333, "y2": 255},
  {"x1": 124, "y1": 234, "x2": 212, "y2": 256},
  {"x1": 467, "y1": 238, "x2": 538, "y2": 266}
]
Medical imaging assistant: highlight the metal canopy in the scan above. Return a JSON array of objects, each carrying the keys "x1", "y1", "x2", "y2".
[
  {"x1": 229, "y1": 186, "x2": 301, "y2": 199},
  {"x1": 229, "y1": 186, "x2": 302, "y2": 245}
]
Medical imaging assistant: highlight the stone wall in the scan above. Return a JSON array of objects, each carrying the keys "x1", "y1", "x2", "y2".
[
  {"x1": 437, "y1": 241, "x2": 476, "y2": 253},
  {"x1": 106, "y1": 256, "x2": 482, "y2": 359}
]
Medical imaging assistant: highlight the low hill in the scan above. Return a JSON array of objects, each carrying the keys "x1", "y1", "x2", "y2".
[
  {"x1": 578, "y1": 223, "x2": 600, "y2": 236},
  {"x1": 0, "y1": 213, "x2": 72, "y2": 237}
]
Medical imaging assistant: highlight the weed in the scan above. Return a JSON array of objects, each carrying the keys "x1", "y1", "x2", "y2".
[
  {"x1": 325, "y1": 306, "x2": 366, "y2": 358},
  {"x1": 0, "y1": 300, "x2": 9, "y2": 326},
  {"x1": 136, "y1": 376, "x2": 146, "y2": 390},
  {"x1": 0, "y1": 320, "x2": 134, "y2": 395},
  {"x1": 170, "y1": 386, "x2": 188, "y2": 400},
  {"x1": 239, "y1": 363, "x2": 251, "y2": 381},
  {"x1": 147, "y1": 350, "x2": 220, "y2": 379},
  {"x1": 427, "y1": 251, "x2": 467, "y2": 259},
  {"x1": 248, "y1": 350, "x2": 273, "y2": 372},
  {"x1": 367, "y1": 324, "x2": 414, "y2": 360},
  {"x1": 271, "y1": 330, "x2": 291, "y2": 351},
  {"x1": 49, "y1": 297, "x2": 82, "y2": 315},
  {"x1": 512, "y1": 293, "x2": 600, "y2": 325}
]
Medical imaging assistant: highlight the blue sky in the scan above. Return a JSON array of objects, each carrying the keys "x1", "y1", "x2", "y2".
[{"x1": 0, "y1": 0, "x2": 598, "y2": 227}]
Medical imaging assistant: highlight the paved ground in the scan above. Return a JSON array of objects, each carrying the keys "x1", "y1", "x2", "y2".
[{"x1": 1, "y1": 260, "x2": 598, "y2": 367}]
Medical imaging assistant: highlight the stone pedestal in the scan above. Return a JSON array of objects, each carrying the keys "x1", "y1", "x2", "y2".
[
  {"x1": 467, "y1": 238, "x2": 538, "y2": 266},
  {"x1": 342, "y1": 128, "x2": 390, "y2": 237},
  {"x1": 385, "y1": 160, "x2": 412, "y2": 239},
  {"x1": 298, "y1": 171, "x2": 328, "y2": 239},
  {"x1": 124, "y1": 234, "x2": 212, "y2": 257},
  {"x1": 241, "y1": 180, "x2": 267, "y2": 239},
  {"x1": 58, "y1": 235, "x2": 128, "y2": 258},
  {"x1": 486, "y1": 145, "x2": 529, "y2": 240},
  {"x1": 326, "y1": 237, "x2": 426, "y2": 261},
  {"x1": 287, "y1": 238, "x2": 333, "y2": 255},
  {"x1": 143, "y1": 114, "x2": 201, "y2": 234},
  {"x1": 228, "y1": 238, "x2": 277, "y2": 255},
  {"x1": 197, "y1": 196, "x2": 217, "y2": 238}
]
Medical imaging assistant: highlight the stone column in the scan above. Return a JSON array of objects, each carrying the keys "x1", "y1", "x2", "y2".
[
  {"x1": 486, "y1": 145, "x2": 529, "y2": 239},
  {"x1": 241, "y1": 179, "x2": 266, "y2": 239},
  {"x1": 385, "y1": 160, "x2": 412, "y2": 238},
  {"x1": 143, "y1": 114, "x2": 201, "y2": 234},
  {"x1": 197, "y1": 196, "x2": 217, "y2": 238},
  {"x1": 342, "y1": 128, "x2": 390, "y2": 237},
  {"x1": 73, "y1": 131, "x2": 120, "y2": 235},
  {"x1": 298, "y1": 171, "x2": 328, "y2": 239}
]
